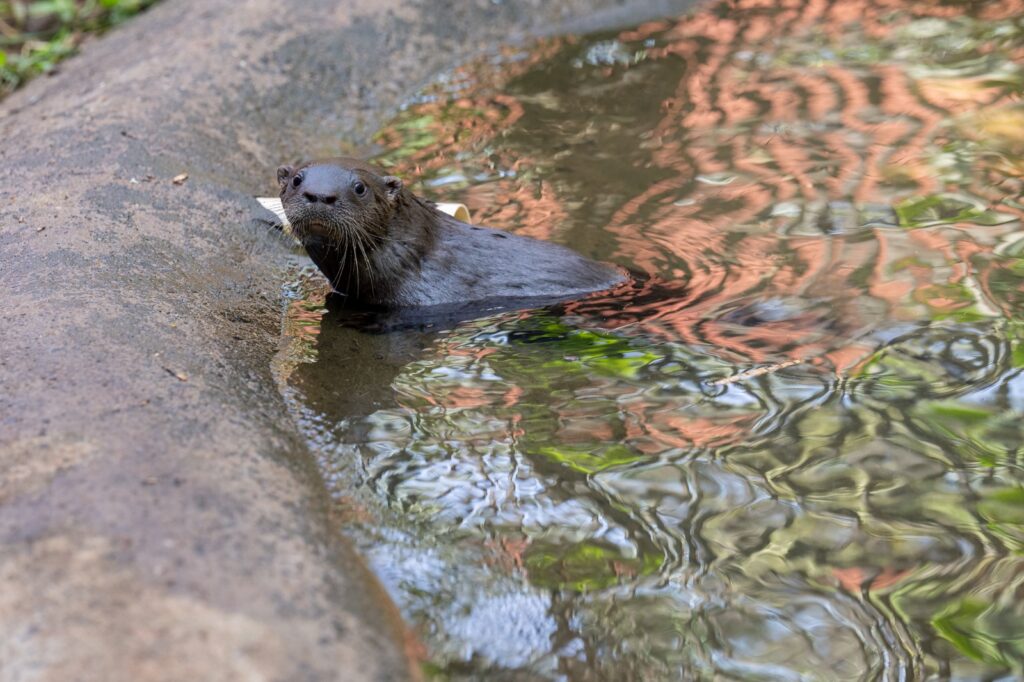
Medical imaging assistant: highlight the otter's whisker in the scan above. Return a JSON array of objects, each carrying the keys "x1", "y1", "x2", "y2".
[
  {"x1": 351, "y1": 230, "x2": 365, "y2": 297},
  {"x1": 355, "y1": 230, "x2": 376, "y2": 296}
]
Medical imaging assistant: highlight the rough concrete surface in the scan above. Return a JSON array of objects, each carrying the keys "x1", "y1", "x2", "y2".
[{"x1": 0, "y1": 0, "x2": 693, "y2": 679}]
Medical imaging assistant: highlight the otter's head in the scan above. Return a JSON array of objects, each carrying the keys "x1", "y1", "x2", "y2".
[{"x1": 276, "y1": 159, "x2": 404, "y2": 250}]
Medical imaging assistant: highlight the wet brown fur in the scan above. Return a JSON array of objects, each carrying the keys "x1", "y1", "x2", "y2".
[{"x1": 278, "y1": 158, "x2": 625, "y2": 309}]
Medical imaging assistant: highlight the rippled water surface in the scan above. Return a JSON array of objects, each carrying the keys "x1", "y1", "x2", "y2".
[{"x1": 276, "y1": 1, "x2": 1024, "y2": 678}]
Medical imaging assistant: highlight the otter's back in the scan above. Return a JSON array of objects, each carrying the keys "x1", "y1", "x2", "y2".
[{"x1": 400, "y1": 214, "x2": 625, "y2": 307}]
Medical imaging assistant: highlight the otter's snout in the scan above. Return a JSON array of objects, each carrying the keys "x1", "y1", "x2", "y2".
[
  {"x1": 303, "y1": 191, "x2": 337, "y2": 205},
  {"x1": 288, "y1": 164, "x2": 363, "y2": 208}
]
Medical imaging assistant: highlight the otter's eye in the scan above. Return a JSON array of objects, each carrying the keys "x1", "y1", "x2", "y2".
[
  {"x1": 292, "y1": 174, "x2": 302, "y2": 188},
  {"x1": 353, "y1": 181, "x2": 367, "y2": 196}
]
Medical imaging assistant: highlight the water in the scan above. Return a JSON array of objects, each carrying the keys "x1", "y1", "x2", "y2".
[{"x1": 275, "y1": 1, "x2": 1024, "y2": 679}]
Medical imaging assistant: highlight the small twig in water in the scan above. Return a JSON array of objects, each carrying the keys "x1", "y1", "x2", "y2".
[{"x1": 711, "y1": 359, "x2": 802, "y2": 386}]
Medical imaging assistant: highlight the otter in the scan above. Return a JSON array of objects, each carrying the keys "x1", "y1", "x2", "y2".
[{"x1": 275, "y1": 158, "x2": 626, "y2": 309}]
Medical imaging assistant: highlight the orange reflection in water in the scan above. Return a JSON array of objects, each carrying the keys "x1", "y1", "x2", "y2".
[
  {"x1": 376, "y1": 0, "x2": 1023, "y2": 378},
  {"x1": 594, "y1": 0, "x2": 1021, "y2": 369}
]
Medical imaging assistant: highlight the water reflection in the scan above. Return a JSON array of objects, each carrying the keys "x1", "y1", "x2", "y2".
[{"x1": 278, "y1": 0, "x2": 1024, "y2": 678}]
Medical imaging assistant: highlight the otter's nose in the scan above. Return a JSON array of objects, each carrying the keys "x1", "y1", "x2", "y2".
[{"x1": 303, "y1": 192, "x2": 337, "y2": 205}]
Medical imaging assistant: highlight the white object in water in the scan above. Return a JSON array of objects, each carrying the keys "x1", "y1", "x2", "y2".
[
  {"x1": 256, "y1": 196, "x2": 471, "y2": 233},
  {"x1": 256, "y1": 197, "x2": 292, "y2": 235},
  {"x1": 434, "y1": 202, "x2": 471, "y2": 223}
]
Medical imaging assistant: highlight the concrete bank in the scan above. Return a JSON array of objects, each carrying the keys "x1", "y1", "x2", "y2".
[{"x1": 0, "y1": 0, "x2": 692, "y2": 679}]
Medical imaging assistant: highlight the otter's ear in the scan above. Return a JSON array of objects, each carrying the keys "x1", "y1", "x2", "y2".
[
  {"x1": 277, "y1": 165, "x2": 295, "y2": 190},
  {"x1": 382, "y1": 175, "x2": 403, "y2": 201}
]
